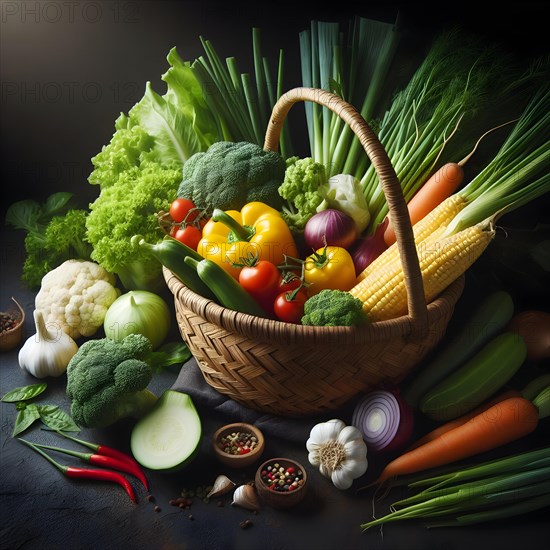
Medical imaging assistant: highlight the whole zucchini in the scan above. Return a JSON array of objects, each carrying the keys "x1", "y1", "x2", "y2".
[
  {"x1": 419, "y1": 331, "x2": 527, "y2": 421},
  {"x1": 131, "y1": 235, "x2": 216, "y2": 301},
  {"x1": 184, "y1": 256, "x2": 269, "y2": 318},
  {"x1": 404, "y1": 290, "x2": 515, "y2": 407}
]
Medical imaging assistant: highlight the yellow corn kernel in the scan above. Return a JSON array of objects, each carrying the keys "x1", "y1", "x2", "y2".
[
  {"x1": 356, "y1": 194, "x2": 468, "y2": 282},
  {"x1": 350, "y1": 221, "x2": 495, "y2": 322}
]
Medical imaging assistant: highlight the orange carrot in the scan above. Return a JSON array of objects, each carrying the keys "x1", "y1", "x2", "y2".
[
  {"x1": 383, "y1": 118, "x2": 518, "y2": 247},
  {"x1": 383, "y1": 162, "x2": 464, "y2": 247},
  {"x1": 406, "y1": 389, "x2": 521, "y2": 452},
  {"x1": 373, "y1": 396, "x2": 540, "y2": 486}
]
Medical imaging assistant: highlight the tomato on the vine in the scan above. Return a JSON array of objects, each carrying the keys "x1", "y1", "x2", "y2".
[
  {"x1": 169, "y1": 198, "x2": 201, "y2": 224},
  {"x1": 171, "y1": 224, "x2": 203, "y2": 250},
  {"x1": 239, "y1": 260, "x2": 280, "y2": 297},
  {"x1": 239, "y1": 260, "x2": 280, "y2": 315},
  {"x1": 273, "y1": 289, "x2": 307, "y2": 324}
]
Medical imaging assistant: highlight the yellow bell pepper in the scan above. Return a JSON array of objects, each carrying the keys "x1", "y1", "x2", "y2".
[
  {"x1": 304, "y1": 245, "x2": 357, "y2": 297},
  {"x1": 197, "y1": 202, "x2": 298, "y2": 279}
]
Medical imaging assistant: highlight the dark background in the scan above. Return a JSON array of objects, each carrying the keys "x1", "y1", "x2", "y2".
[{"x1": 1, "y1": 0, "x2": 548, "y2": 217}]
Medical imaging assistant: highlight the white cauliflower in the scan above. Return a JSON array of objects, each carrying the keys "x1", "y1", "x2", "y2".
[{"x1": 35, "y1": 259, "x2": 121, "y2": 339}]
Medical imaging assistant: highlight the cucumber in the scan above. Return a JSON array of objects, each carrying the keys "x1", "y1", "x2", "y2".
[
  {"x1": 131, "y1": 235, "x2": 216, "y2": 300},
  {"x1": 404, "y1": 290, "x2": 515, "y2": 407},
  {"x1": 419, "y1": 331, "x2": 527, "y2": 421},
  {"x1": 184, "y1": 256, "x2": 269, "y2": 318},
  {"x1": 130, "y1": 390, "x2": 202, "y2": 472}
]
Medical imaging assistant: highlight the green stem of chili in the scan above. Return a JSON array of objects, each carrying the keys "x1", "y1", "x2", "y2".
[{"x1": 33, "y1": 441, "x2": 148, "y2": 490}]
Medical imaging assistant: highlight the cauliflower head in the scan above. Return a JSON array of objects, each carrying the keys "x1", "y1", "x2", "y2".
[
  {"x1": 35, "y1": 259, "x2": 120, "y2": 339},
  {"x1": 177, "y1": 141, "x2": 286, "y2": 215}
]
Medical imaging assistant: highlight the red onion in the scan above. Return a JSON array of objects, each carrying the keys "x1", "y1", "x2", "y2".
[
  {"x1": 350, "y1": 219, "x2": 389, "y2": 276},
  {"x1": 304, "y1": 209, "x2": 357, "y2": 251},
  {"x1": 352, "y1": 388, "x2": 414, "y2": 453}
]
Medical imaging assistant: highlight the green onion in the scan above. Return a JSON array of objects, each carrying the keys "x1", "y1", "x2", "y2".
[
  {"x1": 442, "y1": 84, "x2": 550, "y2": 236},
  {"x1": 360, "y1": 30, "x2": 527, "y2": 233},
  {"x1": 190, "y1": 28, "x2": 292, "y2": 155},
  {"x1": 360, "y1": 446, "x2": 550, "y2": 531}
]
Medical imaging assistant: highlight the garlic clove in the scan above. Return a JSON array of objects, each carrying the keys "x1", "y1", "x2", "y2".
[
  {"x1": 231, "y1": 484, "x2": 260, "y2": 511},
  {"x1": 207, "y1": 475, "x2": 236, "y2": 499}
]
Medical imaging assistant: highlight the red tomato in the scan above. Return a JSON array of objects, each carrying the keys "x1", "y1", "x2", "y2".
[
  {"x1": 169, "y1": 198, "x2": 200, "y2": 224},
  {"x1": 239, "y1": 261, "x2": 280, "y2": 315},
  {"x1": 274, "y1": 290, "x2": 307, "y2": 324},
  {"x1": 172, "y1": 225, "x2": 203, "y2": 250}
]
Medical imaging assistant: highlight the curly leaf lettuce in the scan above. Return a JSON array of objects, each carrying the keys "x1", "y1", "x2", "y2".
[{"x1": 86, "y1": 48, "x2": 221, "y2": 290}]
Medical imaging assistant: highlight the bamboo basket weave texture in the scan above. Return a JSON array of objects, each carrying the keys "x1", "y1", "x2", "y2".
[{"x1": 165, "y1": 88, "x2": 465, "y2": 417}]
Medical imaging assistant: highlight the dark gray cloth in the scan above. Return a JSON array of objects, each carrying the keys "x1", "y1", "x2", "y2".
[{"x1": 171, "y1": 357, "x2": 351, "y2": 443}]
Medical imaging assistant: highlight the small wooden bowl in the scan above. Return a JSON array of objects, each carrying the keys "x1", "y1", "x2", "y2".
[
  {"x1": 212, "y1": 423, "x2": 265, "y2": 469},
  {"x1": 0, "y1": 298, "x2": 25, "y2": 352},
  {"x1": 255, "y1": 457, "x2": 308, "y2": 509}
]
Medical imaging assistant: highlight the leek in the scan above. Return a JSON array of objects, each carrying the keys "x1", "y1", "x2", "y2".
[{"x1": 299, "y1": 16, "x2": 401, "y2": 176}]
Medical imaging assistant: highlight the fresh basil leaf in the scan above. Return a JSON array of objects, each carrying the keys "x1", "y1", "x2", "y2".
[
  {"x1": 42, "y1": 192, "x2": 74, "y2": 219},
  {"x1": 150, "y1": 341, "x2": 192, "y2": 372},
  {"x1": 5, "y1": 199, "x2": 43, "y2": 232},
  {"x1": 12, "y1": 404, "x2": 41, "y2": 437},
  {"x1": 37, "y1": 405, "x2": 80, "y2": 432},
  {"x1": 2, "y1": 383, "x2": 48, "y2": 403}
]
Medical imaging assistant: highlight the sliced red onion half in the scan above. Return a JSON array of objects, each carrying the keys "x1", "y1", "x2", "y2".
[{"x1": 352, "y1": 389, "x2": 414, "y2": 453}]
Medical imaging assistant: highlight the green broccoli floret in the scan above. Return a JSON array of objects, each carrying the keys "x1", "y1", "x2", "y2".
[
  {"x1": 66, "y1": 333, "x2": 159, "y2": 428},
  {"x1": 177, "y1": 141, "x2": 286, "y2": 215},
  {"x1": 301, "y1": 289, "x2": 368, "y2": 327},
  {"x1": 278, "y1": 157, "x2": 328, "y2": 231}
]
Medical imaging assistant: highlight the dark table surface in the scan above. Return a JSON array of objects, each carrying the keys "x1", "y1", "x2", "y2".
[{"x1": 1, "y1": 222, "x2": 549, "y2": 550}]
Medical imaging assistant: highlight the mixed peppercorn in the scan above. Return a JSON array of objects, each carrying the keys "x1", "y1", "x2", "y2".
[
  {"x1": 0, "y1": 312, "x2": 19, "y2": 333},
  {"x1": 258, "y1": 462, "x2": 305, "y2": 492},
  {"x1": 218, "y1": 431, "x2": 259, "y2": 456}
]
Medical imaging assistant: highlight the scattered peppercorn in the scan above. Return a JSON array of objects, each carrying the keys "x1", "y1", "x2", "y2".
[
  {"x1": 146, "y1": 494, "x2": 155, "y2": 503},
  {"x1": 154, "y1": 506, "x2": 161, "y2": 513},
  {"x1": 240, "y1": 519, "x2": 253, "y2": 529}
]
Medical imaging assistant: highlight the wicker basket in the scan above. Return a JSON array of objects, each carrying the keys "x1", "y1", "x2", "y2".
[{"x1": 164, "y1": 87, "x2": 465, "y2": 417}]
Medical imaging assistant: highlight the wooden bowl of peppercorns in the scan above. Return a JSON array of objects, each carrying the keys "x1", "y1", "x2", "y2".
[
  {"x1": 255, "y1": 458, "x2": 308, "y2": 509},
  {"x1": 0, "y1": 298, "x2": 25, "y2": 352},
  {"x1": 212, "y1": 422, "x2": 265, "y2": 469}
]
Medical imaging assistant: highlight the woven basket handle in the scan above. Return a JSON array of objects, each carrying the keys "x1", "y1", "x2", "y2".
[{"x1": 264, "y1": 87, "x2": 428, "y2": 335}]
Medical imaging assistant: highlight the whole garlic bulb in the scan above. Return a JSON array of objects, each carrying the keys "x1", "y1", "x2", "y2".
[
  {"x1": 306, "y1": 418, "x2": 368, "y2": 490},
  {"x1": 18, "y1": 310, "x2": 78, "y2": 378}
]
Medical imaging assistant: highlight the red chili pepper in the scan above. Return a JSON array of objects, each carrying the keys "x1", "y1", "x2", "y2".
[
  {"x1": 31, "y1": 441, "x2": 148, "y2": 490},
  {"x1": 18, "y1": 438, "x2": 137, "y2": 503},
  {"x1": 54, "y1": 430, "x2": 143, "y2": 470}
]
